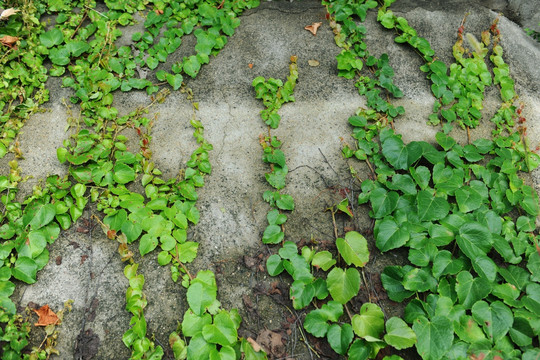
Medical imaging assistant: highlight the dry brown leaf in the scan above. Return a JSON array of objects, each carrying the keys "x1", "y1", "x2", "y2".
[
  {"x1": 0, "y1": 8, "x2": 20, "y2": 20},
  {"x1": 246, "y1": 337, "x2": 262, "y2": 352},
  {"x1": 33, "y1": 305, "x2": 60, "y2": 327},
  {"x1": 308, "y1": 59, "x2": 320, "y2": 67},
  {"x1": 304, "y1": 22, "x2": 322, "y2": 36},
  {"x1": 0, "y1": 35, "x2": 18, "y2": 48},
  {"x1": 256, "y1": 330, "x2": 285, "y2": 358}
]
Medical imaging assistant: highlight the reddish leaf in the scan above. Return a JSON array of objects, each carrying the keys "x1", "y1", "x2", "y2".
[
  {"x1": 305, "y1": 22, "x2": 322, "y2": 36},
  {"x1": 33, "y1": 305, "x2": 59, "y2": 326}
]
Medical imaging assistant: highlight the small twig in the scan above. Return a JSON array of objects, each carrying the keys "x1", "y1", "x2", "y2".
[
  {"x1": 361, "y1": 269, "x2": 372, "y2": 303},
  {"x1": 318, "y1": 148, "x2": 340, "y2": 180},
  {"x1": 344, "y1": 303, "x2": 353, "y2": 322},
  {"x1": 330, "y1": 208, "x2": 338, "y2": 240},
  {"x1": 84, "y1": 5, "x2": 109, "y2": 19},
  {"x1": 283, "y1": 305, "x2": 320, "y2": 359},
  {"x1": 70, "y1": 10, "x2": 88, "y2": 40},
  {"x1": 365, "y1": 158, "x2": 376, "y2": 178}
]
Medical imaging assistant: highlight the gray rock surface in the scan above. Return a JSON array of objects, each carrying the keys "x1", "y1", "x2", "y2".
[{"x1": 4, "y1": 0, "x2": 540, "y2": 358}]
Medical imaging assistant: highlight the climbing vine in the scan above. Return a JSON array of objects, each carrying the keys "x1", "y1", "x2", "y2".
[
  {"x1": 0, "y1": 0, "x2": 264, "y2": 359},
  {"x1": 1, "y1": 0, "x2": 539, "y2": 359}
]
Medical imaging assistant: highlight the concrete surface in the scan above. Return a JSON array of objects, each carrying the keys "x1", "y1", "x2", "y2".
[{"x1": 3, "y1": 0, "x2": 540, "y2": 358}]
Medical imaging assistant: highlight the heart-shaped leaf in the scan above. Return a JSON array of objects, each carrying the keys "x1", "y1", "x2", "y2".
[
  {"x1": 336, "y1": 231, "x2": 369, "y2": 267},
  {"x1": 327, "y1": 267, "x2": 360, "y2": 304}
]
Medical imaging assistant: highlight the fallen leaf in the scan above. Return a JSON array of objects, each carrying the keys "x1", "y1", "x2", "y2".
[
  {"x1": 305, "y1": 22, "x2": 322, "y2": 36},
  {"x1": 308, "y1": 59, "x2": 320, "y2": 67},
  {"x1": 0, "y1": 8, "x2": 20, "y2": 20},
  {"x1": 33, "y1": 305, "x2": 60, "y2": 327},
  {"x1": 0, "y1": 35, "x2": 18, "y2": 48},
  {"x1": 247, "y1": 337, "x2": 262, "y2": 352},
  {"x1": 256, "y1": 330, "x2": 285, "y2": 358}
]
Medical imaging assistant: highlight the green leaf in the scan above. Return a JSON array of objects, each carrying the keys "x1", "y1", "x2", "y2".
[
  {"x1": 382, "y1": 135, "x2": 409, "y2": 170},
  {"x1": 104, "y1": 209, "x2": 127, "y2": 231},
  {"x1": 187, "y1": 270, "x2": 217, "y2": 316},
  {"x1": 113, "y1": 163, "x2": 136, "y2": 184},
  {"x1": 352, "y1": 303, "x2": 384, "y2": 340},
  {"x1": 166, "y1": 73, "x2": 183, "y2": 90},
  {"x1": 121, "y1": 220, "x2": 142, "y2": 243},
  {"x1": 66, "y1": 40, "x2": 90, "y2": 57},
  {"x1": 456, "y1": 222, "x2": 492, "y2": 259},
  {"x1": 311, "y1": 251, "x2": 336, "y2": 271},
  {"x1": 455, "y1": 181, "x2": 488, "y2": 213},
  {"x1": 347, "y1": 339, "x2": 372, "y2": 360},
  {"x1": 374, "y1": 218, "x2": 409, "y2": 252},
  {"x1": 49, "y1": 47, "x2": 70, "y2": 66},
  {"x1": 326, "y1": 267, "x2": 360, "y2": 304},
  {"x1": 146, "y1": 56, "x2": 159, "y2": 70},
  {"x1": 266, "y1": 254, "x2": 284, "y2": 276},
  {"x1": 40, "y1": 28, "x2": 64, "y2": 47},
  {"x1": 381, "y1": 266, "x2": 414, "y2": 302},
  {"x1": 413, "y1": 316, "x2": 453, "y2": 360},
  {"x1": 182, "y1": 309, "x2": 212, "y2": 337},
  {"x1": 183, "y1": 55, "x2": 201, "y2": 78},
  {"x1": 202, "y1": 310, "x2": 238, "y2": 346},
  {"x1": 24, "y1": 202, "x2": 56, "y2": 230},
  {"x1": 520, "y1": 185, "x2": 539, "y2": 216},
  {"x1": 523, "y1": 282, "x2": 540, "y2": 316},
  {"x1": 187, "y1": 333, "x2": 214, "y2": 360},
  {"x1": 389, "y1": 174, "x2": 417, "y2": 195},
  {"x1": 471, "y1": 300, "x2": 513, "y2": 342},
  {"x1": 139, "y1": 234, "x2": 158, "y2": 256},
  {"x1": 336, "y1": 231, "x2": 369, "y2": 267},
  {"x1": 384, "y1": 317, "x2": 416, "y2": 350},
  {"x1": 435, "y1": 132, "x2": 456, "y2": 151},
  {"x1": 370, "y1": 188, "x2": 399, "y2": 218},
  {"x1": 178, "y1": 242, "x2": 198, "y2": 263},
  {"x1": 402, "y1": 268, "x2": 437, "y2": 292},
  {"x1": 276, "y1": 194, "x2": 294, "y2": 210},
  {"x1": 509, "y1": 316, "x2": 534, "y2": 347},
  {"x1": 453, "y1": 315, "x2": 486, "y2": 344},
  {"x1": 417, "y1": 191, "x2": 450, "y2": 222},
  {"x1": 0, "y1": 280, "x2": 15, "y2": 298},
  {"x1": 455, "y1": 271, "x2": 492, "y2": 309},
  {"x1": 262, "y1": 224, "x2": 284, "y2": 244},
  {"x1": 12, "y1": 257, "x2": 38, "y2": 284},
  {"x1": 410, "y1": 166, "x2": 431, "y2": 190},
  {"x1": 290, "y1": 279, "x2": 315, "y2": 309},
  {"x1": 327, "y1": 323, "x2": 354, "y2": 355}
]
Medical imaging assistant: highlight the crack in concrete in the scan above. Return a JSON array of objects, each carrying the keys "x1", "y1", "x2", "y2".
[{"x1": 242, "y1": 4, "x2": 323, "y2": 16}]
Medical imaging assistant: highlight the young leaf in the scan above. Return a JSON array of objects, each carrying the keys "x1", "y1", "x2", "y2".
[
  {"x1": 383, "y1": 317, "x2": 416, "y2": 350},
  {"x1": 352, "y1": 303, "x2": 384, "y2": 340},
  {"x1": 336, "y1": 231, "x2": 369, "y2": 267},
  {"x1": 202, "y1": 310, "x2": 238, "y2": 346}
]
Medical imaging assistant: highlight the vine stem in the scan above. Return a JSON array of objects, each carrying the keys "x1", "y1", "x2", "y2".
[
  {"x1": 330, "y1": 208, "x2": 338, "y2": 240},
  {"x1": 175, "y1": 244, "x2": 194, "y2": 280}
]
